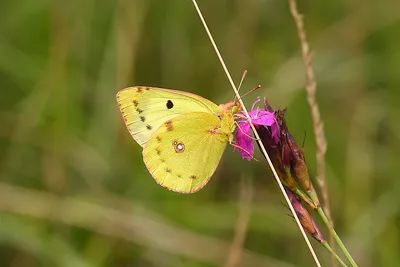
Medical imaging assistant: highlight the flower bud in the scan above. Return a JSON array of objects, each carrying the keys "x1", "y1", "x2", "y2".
[
  {"x1": 287, "y1": 134, "x2": 320, "y2": 206},
  {"x1": 255, "y1": 123, "x2": 297, "y2": 191},
  {"x1": 285, "y1": 187, "x2": 325, "y2": 243},
  {"x1": 274, "y1": 107, "x2": 320, "y2": 207}
]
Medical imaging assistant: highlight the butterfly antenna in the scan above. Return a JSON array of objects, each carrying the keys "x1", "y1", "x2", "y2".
[
  {"x1": 233, "y1": 70, "x2": 261, "y2": 104},
  {"x1": 236, "y1": 85, "x2": 261, "y2": 102},
  {"x1": 234, "y1": 70, "x2": 248, "y2": 102}
]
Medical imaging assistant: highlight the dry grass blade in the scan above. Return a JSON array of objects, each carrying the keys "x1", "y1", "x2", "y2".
[{"x1": 287, "y1": 0, "x2": 332, "y2": 231}]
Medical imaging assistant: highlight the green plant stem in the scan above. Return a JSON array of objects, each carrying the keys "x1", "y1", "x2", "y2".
[
  {"x1": 293, "y1": 188, "x2": 317, "y2": 209},
  {"x1": 321, "y1": 241, "x2": 348, "y2": 267},
  {"x1": 305, "y1": 190, "x2": 320, "y2": 208},
  {"x1": 317, "y1": 207, "x2": 359, "y2": 267}
]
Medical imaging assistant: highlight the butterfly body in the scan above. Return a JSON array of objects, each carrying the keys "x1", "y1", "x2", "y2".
[{"x1": 117, "y1": 86, "x2": 237, "y2": 193}]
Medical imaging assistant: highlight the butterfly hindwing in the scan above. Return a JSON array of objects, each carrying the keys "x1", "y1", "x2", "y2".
[
  {"x1": 143, "y1": 112, "x2": 229, "y2": 193},
  {"x1": 116, "y1": 86, "x2": 221, "y2": 147}
]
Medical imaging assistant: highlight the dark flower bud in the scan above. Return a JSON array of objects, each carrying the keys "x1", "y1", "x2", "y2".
[
  {"x1": 255, "y1": 124, "x2": 297, "y2": 191},
  {"x1": 287, "y1": 134, "x2": 320, "y2": 206},
  {"x1": 274, "y1": 106, "x2": 320, "y2": 207},
  {"x1": 285, "y1": 187, "x2": 325, "y2": 243}
]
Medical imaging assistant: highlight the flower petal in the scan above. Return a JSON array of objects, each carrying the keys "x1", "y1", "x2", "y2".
[
  {"x1": 252, "y1": 111, "x2": 276, "y2": 126},
  {"x1": 271, "y1": 120, "x2": 280, "y2": 143},
  {"x1": 235, "y1": 122, "x2": 254, "y2": 160}
]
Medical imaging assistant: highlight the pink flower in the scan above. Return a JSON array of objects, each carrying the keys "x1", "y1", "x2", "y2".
[{"x1": 235, "y1": 98, "x2": 280, "y2": 160}]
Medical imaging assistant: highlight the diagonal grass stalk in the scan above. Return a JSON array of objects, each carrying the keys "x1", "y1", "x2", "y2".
[
  {"x1": 317, "y1": 207, "x2": 359, "y2": 267},
  {"x1": 321, "y1": 241, "x2": 348, "y2": 267},
  {"x1": 191, "y1": 1, "x2": 322, "y2": 266}
]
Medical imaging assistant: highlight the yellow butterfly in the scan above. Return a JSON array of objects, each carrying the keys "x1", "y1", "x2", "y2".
[{"x1": 116, "y1": 86, "x2": 239, "y2": 193}]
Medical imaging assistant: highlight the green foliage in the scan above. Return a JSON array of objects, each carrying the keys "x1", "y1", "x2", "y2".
[{"x1": 0, "y1": 0, "x2": 399, "y2": 266}]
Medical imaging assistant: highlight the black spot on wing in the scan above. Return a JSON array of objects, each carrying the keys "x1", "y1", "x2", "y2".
[
  {"x1": 140, "y1": 116, "x2": 145, "y2": 122},
  {"x1": 146, "y1": 124, "x2": 152, "y2": 130},
  {"x1": 166, "y1": 100, "x2": 174, "y2": 109}
]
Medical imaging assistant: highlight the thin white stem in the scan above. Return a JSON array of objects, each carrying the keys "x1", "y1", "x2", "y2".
[{"x1": 191, "y1": 1, "x2": 321, "y2": 266}]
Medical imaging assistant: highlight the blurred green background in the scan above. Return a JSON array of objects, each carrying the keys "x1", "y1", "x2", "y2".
[{"x1": 0, "y1": 0, "x2": 399, "y2": 266}]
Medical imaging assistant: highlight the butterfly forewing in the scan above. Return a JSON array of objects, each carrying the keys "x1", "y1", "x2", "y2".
[{"x1": 116, "y1": 87, "x2": 221, "y2": 147}]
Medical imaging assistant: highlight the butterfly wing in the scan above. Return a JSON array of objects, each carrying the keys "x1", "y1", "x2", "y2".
[
  {"x1": 143, "y1": 112, "x2": 230, "y2": 193},
  {"x1": 116, "y1": 86, "x2": 221, "y2": 147}
]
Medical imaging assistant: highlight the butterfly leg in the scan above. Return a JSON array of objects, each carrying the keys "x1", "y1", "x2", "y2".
[
  {"x1": 230, "y1": 142, "x2": 259, "y2": 162},
  {"x1": 235, "y1": 121, "x2": 260, "y2": 141}
]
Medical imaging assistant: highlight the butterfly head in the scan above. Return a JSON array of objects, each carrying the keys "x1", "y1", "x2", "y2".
[
  {"x1": 219, "y1": 101, "x2": 241, "y2": 116},
  {"x1": 218, "y1": 101, "x2": 241, "y2": 143}
]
